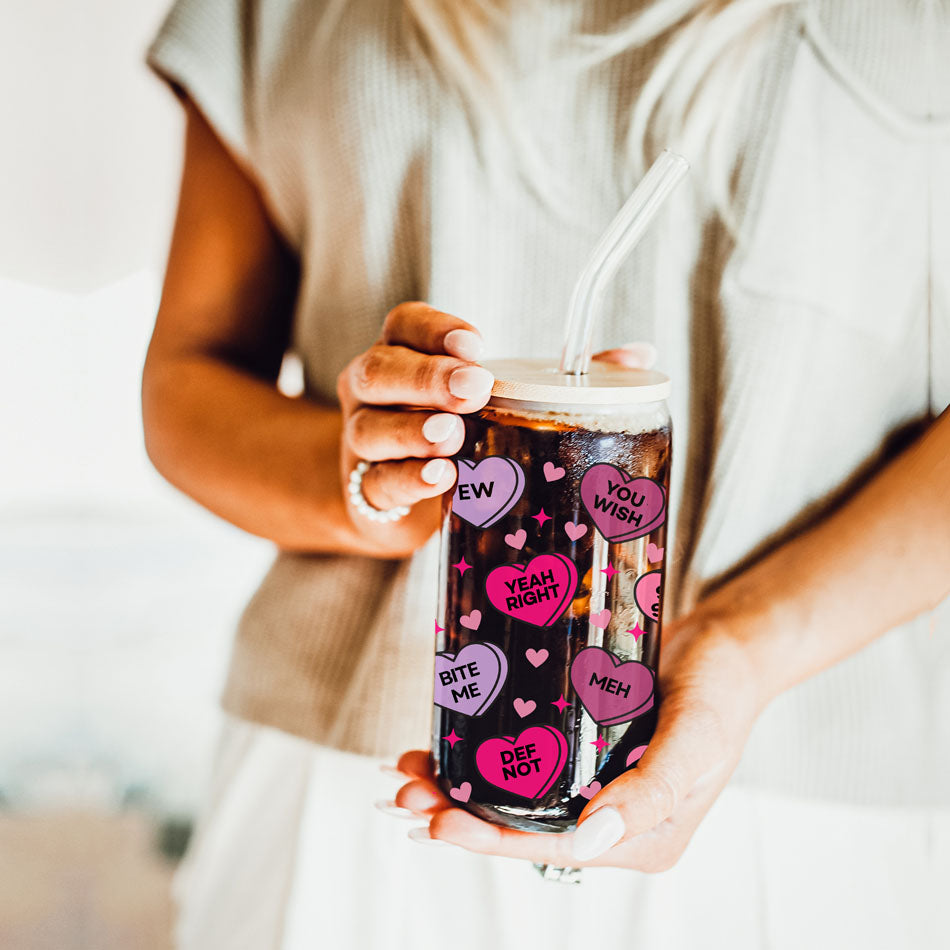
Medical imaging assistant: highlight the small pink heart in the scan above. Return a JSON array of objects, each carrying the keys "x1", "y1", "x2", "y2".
[
  {"x1": 579, "y1": 780, "x2": 602, "y2": 800},
  {"x1": 590, "y1": 609, "x2": 611, "y2": 629},
  {"x1": 504, "y1": 528, "x2": 527, "y2": 550},
  {"x1": 460, "y1": 609, "x2": 482, "y2": 630},
  {"x1": 626, "y1": 745, "x2": 649, "y2": 767},
  {"x1": 564, "y1": 521, "x2": 588, "y2": 542},
  {"x1": 513, "y1": 698, "x2": 536, "y2": 718},
  {"x1": 647, "y1": 542, "x2": 664, "y2": 563},
  {"x1": 525, "y1": 648, "x2": 549, "y2": 668},
  {"x1": 543, "y1": 461, "x2": 566, "y2": 482},
  {"x1": 449, "y1": 781, "x2": 472, "y2": 803}
]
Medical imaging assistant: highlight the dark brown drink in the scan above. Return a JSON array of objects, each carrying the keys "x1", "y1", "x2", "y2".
[{"x1": 432, "y1": 364, "x2": 671, "y2": 833}]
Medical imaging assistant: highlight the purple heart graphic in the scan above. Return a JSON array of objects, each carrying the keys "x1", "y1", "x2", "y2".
[
  {"x1": 434, "y1": 642, "x2": 508, "y2": 717},
  {"x1": 580, "y1": 464, "x2": 666, "y2": 543},
  {"x1": 452, "y1": 457, "x2": 525, "y2": 528},
  {"x1": 569, "y1": 647, "x2": 655, "y2": 725}
]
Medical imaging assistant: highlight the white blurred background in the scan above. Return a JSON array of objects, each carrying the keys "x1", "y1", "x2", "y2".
[
  {"x1": 0, "y1": 273, "x2": 271, "y2": 814},
  {"x1": 0, "y1": 4, "x2": 272, "y2": 942}
]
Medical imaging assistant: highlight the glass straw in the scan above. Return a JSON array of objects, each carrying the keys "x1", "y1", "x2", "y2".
[{"x1": 560, "y1": 149, "x2": 690, "y2": 375}]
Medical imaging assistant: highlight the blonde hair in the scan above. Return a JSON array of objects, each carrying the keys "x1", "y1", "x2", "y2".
[{"x1": 403, "y1": 0, "x2": 799, "y2": 226}]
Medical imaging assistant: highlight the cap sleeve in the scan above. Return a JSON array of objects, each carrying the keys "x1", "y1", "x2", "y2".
[{"x1": 146, "y1": 0, "x2": 255, "y2": 170}]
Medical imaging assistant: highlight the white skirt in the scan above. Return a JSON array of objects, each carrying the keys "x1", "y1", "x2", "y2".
[{"x1": 173, "y1": 715, "x2": 946, "y2": 950}]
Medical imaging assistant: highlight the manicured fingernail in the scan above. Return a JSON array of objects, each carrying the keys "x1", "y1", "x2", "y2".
[
  {"x1": 374, "y1": 799, "x2": 417, "y2": 819},
  {"x1": 619, "y1": 342, "x2": 657, "y2": 367},
  {"x1": 572, "y1": 806, "x2": 625, "y2": 861},
  {"x1": 379, "y1": 764, "x2": 405, "y2": 779},
  {"x1": 421, "y1": 458, "x2": 449, "y2": 484},
  {"x1": 443, "y1": 329, "x2": 483, "y2": 361},
  {"x1": 449, "y1": 366, "x2": 494, "y2": 400},
  {"x1": 408, "y1": 826, "x2": 451, "y2": 847},
  {"x1": 422, "y1": 413, "x2": 462, "y2": 444}
]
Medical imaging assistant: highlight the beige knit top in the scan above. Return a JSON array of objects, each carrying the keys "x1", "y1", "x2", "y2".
[{"x1": 148, "y1": 0, "x2": 950, "y2": 807}]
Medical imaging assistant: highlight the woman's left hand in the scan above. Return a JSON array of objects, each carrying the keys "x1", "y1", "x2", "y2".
[
  {"x1": 388, "y1": 399, "x2": 950, "y2": 868},
  {"x1": 391, "y1": 614, "x2": 768, "y2": 870}
]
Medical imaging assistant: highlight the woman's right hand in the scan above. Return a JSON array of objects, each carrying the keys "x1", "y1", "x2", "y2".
[{"x1": 336, "y1": 302, "x2": 495, "y2": 554}]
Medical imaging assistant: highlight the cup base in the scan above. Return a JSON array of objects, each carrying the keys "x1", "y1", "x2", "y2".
[{"x1": 461, "y1": 800, "x2": 576, "y2": 833}]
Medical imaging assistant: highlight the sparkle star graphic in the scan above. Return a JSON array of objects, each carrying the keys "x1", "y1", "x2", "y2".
[
  {"x1": 602, "y1": 563, "x2": 618, "y2": 580},
  {"x1": 627, "y1": 624, "x2": 645, "y2": 642},
  {"x1": 452, "y1": 557, "x2": 472, "y2": 576},
  {"x1": 551, "y1": 694, "x2": 572, "y2": 713},
  {"x1": 434, "y1": 620, "x2": 444, "y2": 634},
  {"x1": 443, "y1": 729, "x2": 462, "y2": 748},
  {"x1": 591, "y1": 736, "x2": 609, "y2": 753},
  {"x1": 531, "y1": 508, "x2": 551, "y2": 527}
]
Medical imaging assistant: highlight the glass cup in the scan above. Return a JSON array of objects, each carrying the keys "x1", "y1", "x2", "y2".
[{"x1": 432, "y1": 359, "x2": 672, "y2": 832}]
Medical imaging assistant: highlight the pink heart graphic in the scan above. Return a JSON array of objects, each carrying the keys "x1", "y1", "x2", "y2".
[
  {"x1": 513, "y1": 698, "x2": 536, "y2": 718},
  {"x1": 634, "y1": 571, "x2": 662, "y2": 621},
  {"x1": 564, "y1": 521, "x2": 588, "y2": 542},
  {"x1": 475, "y1": 726, "x2": 569, "y2": 800},
  {"x1": 579, "y1": 780, "x2": 602, "y2": 800},
  {"x1": 449, "y1": 781, "x2": 472, "y2": 803},
  {"x1": 543, "y1": 461, "x2": 566, "y2": 482},
  {"x1": 452, "y1": 457, "x2": 525, "y2": 528},
  {"x1": 570, "y1": 647, "x2": 655, "y2": 725},
  {"x1": 590, "y1": 609, "x2": 611, "y2": 629},
  {"x1": 646, "y1": 542, "x2": 664, "y2": 563},
  {"x1": 580, "y1": 464, "x2": 666, "y2": 543},
  {"x1": 434, "y1": 642, "x2": 508, "y2": 717},
  {"x1": 485, "y1": 554, "x2": 578, "y2": 628},
  {"x1": 459, "y1": 609, "x2": 482, "y2": 630},
  {"x1": 525, "y1": 648, "x2": 548, "y2": 667},
  {"x1": 504, "y1": 529, "x2": 527, "y2": 550},
  {"x1": 626, "y1": 745, "x2": 649, "y2": 767}
]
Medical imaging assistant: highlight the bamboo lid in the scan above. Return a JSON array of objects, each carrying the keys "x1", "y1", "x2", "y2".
[{"x1": 481, "y1": 358, "x2": 670, "y2": 405}]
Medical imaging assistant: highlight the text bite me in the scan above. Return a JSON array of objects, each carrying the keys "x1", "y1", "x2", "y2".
[{"x1": 439, "y1": 661, "x2": 481, "y2": 703}]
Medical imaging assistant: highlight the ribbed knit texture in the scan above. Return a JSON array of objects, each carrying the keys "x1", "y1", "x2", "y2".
[{"x1": 147, "y1": 0, "x2": 950, "y2": 807}]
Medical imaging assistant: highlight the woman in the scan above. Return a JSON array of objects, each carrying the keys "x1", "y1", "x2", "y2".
[{"x1": 143, "y1": 0, "x2": 949, "y2": 947}]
